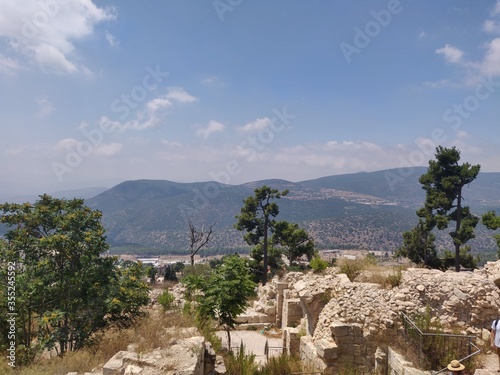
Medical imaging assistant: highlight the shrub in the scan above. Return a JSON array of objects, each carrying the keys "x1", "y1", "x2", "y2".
[
  {"x1": 259, "y1": 354, "x2": 302, "y2": 375},
  {"x1": 385, "y1": 267, "x2": 403, "y2": 288},
  {"x1": 224, "y1": 343, "x2": 259, "y2": 375},
  {"x1": 157, "y1": 290, "x2": 176, "y2": 311},
  {"x1": 310, "y1": 256, "x2": 328, "y2": 273},
  {"x1": 338, "y1": 258, "x2": 363, "y2": 281}
]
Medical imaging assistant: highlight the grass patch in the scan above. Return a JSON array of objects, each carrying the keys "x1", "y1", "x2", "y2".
[{"x1": 0, "y1": 308, "x2": 200, "y2": 375}]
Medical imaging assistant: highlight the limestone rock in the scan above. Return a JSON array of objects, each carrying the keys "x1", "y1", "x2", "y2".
[{"x1": 102, "y1": 336, "x2": 206, "y2": 375}]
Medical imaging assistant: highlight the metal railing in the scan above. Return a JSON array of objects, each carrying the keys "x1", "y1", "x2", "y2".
[
  {"x1": 264, "y1": 339, "x2": 284, "y2": 360},
  {"x1": 400, "y1": 312, "x2": 481, "y2": 374}
]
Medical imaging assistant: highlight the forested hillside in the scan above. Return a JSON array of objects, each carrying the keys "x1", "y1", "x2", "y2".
[{"x1": 79, "y1": 168, "x2": 500, "y2": 257}]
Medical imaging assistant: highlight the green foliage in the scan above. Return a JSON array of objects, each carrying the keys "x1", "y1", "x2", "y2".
[
  {"x1": 157, "y1": 290, "x2": 176, "y2": 311},
  {"x1": 249, "y1": 244, "x2": 284, "y2": 282},
  {"x1": 339, "y1": 258, "x2": 364, "y2": 281},
  {"x1": 272, "y1": 221, "x2": 315, "y2": 264},
  {"x1": 403, "y1": 306, "x2": 478, "y2": 371},
  {"x1": 163, "y1": 265, "x2": 178, "y2": 281},
  {"x1": 259, "y1": 354, "x2": 303, "y2": 375},
  {"x1": 224, "y1": 343, "x2": 259, "y2": 375},
  {"x1": 145, "y1": 265, "x2": 157, "y2": 283},
  {"x1": 310, "y1": 255, "x2": 328, "y2": 273},
  {"x1": 107, "y1": 262, "x2": 151, "y2": 328},
  {"x1": 209, "y1": 257, "x2": 224, "y2": 269},
  {"x1": 198, "y1": 255, "x2": 256, "y2": 348},
  {"x1": 418, "y1": 146, "x2": 480, "y2": 271},
  {"x1": 442, "y1": 246, "x2": 479, "y2": 270},
  {"x1": 396, "y1": 218, "x2": 443, "y2": 269},
  {"x1": 181, "y1": 255, "x2": 256, "y2": 350},
  {"x1": 482, "y1": 211, "x2": 500, "y2": 258},
  {"x1": 385, "y1": 267, "x2": 403, "y2": 288},
  {"x1": 182, "y1": 263, "x2": 212, "y2": 278},
  {"x1": 234, "y1": 186, "x2": 288, "y2": 284},
  {"x1": 0, "y1": 195, "x2": 150, "y2": 364}
]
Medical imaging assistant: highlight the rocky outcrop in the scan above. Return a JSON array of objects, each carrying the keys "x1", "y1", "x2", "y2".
[{"x1": 101, "y1": 336, "x2": 215, "y2": 375}]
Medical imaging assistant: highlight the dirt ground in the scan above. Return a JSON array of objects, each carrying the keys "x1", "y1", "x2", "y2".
[{"x1": 216, "y1": 330, "x2": 283, "y2": 365}]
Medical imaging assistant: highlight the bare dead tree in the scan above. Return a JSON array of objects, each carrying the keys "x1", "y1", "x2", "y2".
[{"x1": 187, "y1": 217, "x2": 215, "y2": 265}]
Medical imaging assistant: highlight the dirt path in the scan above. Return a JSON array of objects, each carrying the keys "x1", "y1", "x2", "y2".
[
  {"x1": 216, "y1": 330, "x2": 283, "y2": 365},
  {"x1": 478, "y1": 352, "x2": 500, "y2": 374}
]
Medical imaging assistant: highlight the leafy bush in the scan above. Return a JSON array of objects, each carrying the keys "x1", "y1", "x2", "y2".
[
  {"x1": 259, "y1": 354, "x2": 302, "y2": 375},
  {"x1": 157, "y1": 290, "x2": 176, "y2": 311},
  {"x1": 385, "y1": 267, "x2": 403, "y2": 288},
  {"x1": 310, "y1": 256, "x2": 328, "y2": 273},
  {"x1": 338, "y1": 258, "x2": 363, "y2": 281},
  {"x1": 224, "y1": 343, "x2": 259, "y2": 375}
]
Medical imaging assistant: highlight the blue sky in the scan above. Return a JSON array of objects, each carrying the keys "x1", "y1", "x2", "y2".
[{"x1": 1, "y1": 0, "x2": 499, "y2": 196}]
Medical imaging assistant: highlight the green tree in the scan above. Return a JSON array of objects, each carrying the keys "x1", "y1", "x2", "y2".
[
  {"x1": 0, "y1": 195, "x2": 149, "y2": 362},
  {"x1": 197, "y1": 255, "x2": 256, "y2": 350},
  {"x1": 272, "y1": 221, "x2": 315, "y2": 265},
  {"x1": 248, "y1": 243, "x2": 283, "y2": 282},
  {"x1": 482, "y1": 211, "x2": 500, "y2": 258},
  {"x1": 418, "y1": 146, "x2": 480, "y2": 271},
  {"x1": 396, "y1": 217, "x2": 442, "y2": 269},
  {"x1": 234, "y1": 186, "x2": 288, "y2": 285}
]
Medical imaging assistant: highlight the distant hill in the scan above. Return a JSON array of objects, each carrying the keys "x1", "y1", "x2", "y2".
[
  {"x1": 83, "y1": 168, "x2": 500, "y2": 258},
  {"x1": 0, "y1": 186, "x2": 108, "y2": 204}
]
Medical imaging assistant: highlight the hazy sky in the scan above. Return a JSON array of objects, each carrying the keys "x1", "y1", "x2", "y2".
[{"x1": 1, "y1": 0, "x2": 499, "y2": 196}]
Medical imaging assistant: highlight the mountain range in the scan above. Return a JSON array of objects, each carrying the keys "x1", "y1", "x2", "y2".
[
  {"x1": 77, "y1": 167, "x2": 500, "y2": 259},
  {"x1": 1, "y1": 168, "x2": 498, "y2": 259}
]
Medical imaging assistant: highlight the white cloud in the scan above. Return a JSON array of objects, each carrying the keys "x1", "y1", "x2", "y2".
[
  {"x1": 146, "y1": 96, "x2": 172, "y2": 112},
  {"x1": 105, "y1": 30, "x2": 119, "y2": 46},
  {"x1": 423, "y1": 79, "x2": 463, "y2": 89},
  {"x1": 98, "y1": 115, "x2": 159, "y2": 132},
  {"x1": 239, "y1": 117, "x2": 273, "y2": 133},
  {"x1": 436, "y1": 44, "x2": 464, "y2": 63},
  {"x1": 166, "y1": 87, "x2": 197, "y2": 103},
  {"x1": 94, "y1": 142, "x2": 122, "y2": 156},
  {"x1": 264, "y1": 141, "x2": 388, "y2": 173},
  {"x1": 484, "y1": 20, "x2": 500, "y2": 34},
  {"x1": 492, "y1": 1, "x2": 500, "y2": 16},
  {"x1": 36, "y1": 97, "x2": 54, "y2": 118},
  {"x1": 54, "y1": 138, "x2": 121, "y2": 157},
  {"x1": 480, "y1": 38, "x2": 500, "y2": 76},
  {"x1": 195, "y1": 120, "x2": 225, "y2": 139},
  {"x1": 161, "y1": 139, "x2": 182, "y2": 147},
  {"x1": 202, "y1": 76, "x2": 217, "y2": 85},
  {"x1": 33, "y1": 43, "x2": 77, "y2": 74},
  {"x1": 4, "y1": 144, "x2": 29, "y2": 156},
  {"x1": 0, "y1": 0, "x2": 116, "y2": 75},
  {"x1": 325, "y1": 140, "x2": 382, "y2": 152},
  {"x1": 97, "y1": 88, "x2": 194, "y2": 132},
  {"x1": 0, "y1": 53, "x2": 23, "y2": 75}
]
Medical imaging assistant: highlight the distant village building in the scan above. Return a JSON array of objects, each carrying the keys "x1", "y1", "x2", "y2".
[{"x1": 137, "y1": 257, "x2": 160, "y2": 267}]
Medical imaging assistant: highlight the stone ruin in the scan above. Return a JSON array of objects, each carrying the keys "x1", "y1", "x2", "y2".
[
  {"x1": 240, "y1": 261, "x2": 500, "y2": 374},
  {"x1": 67, "y1": 260, "x2": 500, "y2": 374}
]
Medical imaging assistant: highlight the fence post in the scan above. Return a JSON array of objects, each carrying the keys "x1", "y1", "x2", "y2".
[{"x1": 265, "y1": 339, "x2": 269, "y2": 361}]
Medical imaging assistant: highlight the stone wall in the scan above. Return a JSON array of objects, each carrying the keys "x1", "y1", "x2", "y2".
[{"x1": 244, "y1": 263, "x2": 500, "y2": 374}]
